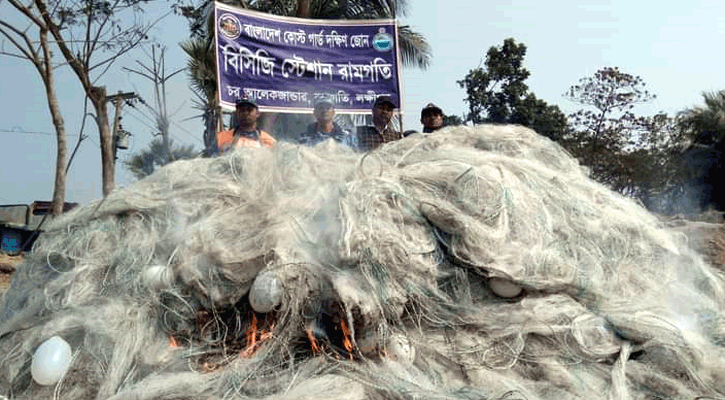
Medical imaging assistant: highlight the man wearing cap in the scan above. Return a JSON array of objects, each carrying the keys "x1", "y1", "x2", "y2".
[
  {"x1": 420, "y1": 103, "x2": 444, "y2": 133},
  {"x1": 216, "y1": 96, "x2": 275, "y2": 154},
  {"x1": 355, "y1": 95, "x2": 402, "y2": 152},
  {"x1": 298, "y1": 98, "x2": 351, "y2": 146}
]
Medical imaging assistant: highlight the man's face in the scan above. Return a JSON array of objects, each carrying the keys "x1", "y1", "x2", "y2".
[
  {"x1": 235, "y1": 104, "x2": 259, "y2": 126},
  {"x1": 372, "y1": 103, "x2": 395, "y2": 127},
  {"x1": 314, "y1": 104, "x2": 335, "y2": 123},
  {"x1": 421, "y1": 110, "x2": 443, "y2": 130}
]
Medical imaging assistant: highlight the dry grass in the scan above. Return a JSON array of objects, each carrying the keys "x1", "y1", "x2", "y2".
[{"x1": 0, "y1": 253, "x2": 20, "y2": 296}]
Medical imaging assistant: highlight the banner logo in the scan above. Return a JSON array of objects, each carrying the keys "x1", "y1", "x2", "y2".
[
  {"x1": 372, "y1": 28, "x2": 393, "y2": 52},
  {"x1": 219, "y1": 13, "x2": 241, "y2": 39}
]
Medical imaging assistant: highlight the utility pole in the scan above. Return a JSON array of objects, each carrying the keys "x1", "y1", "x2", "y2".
[{"x1": 106, "y1": 91, "x2": 138, "y2": 168}]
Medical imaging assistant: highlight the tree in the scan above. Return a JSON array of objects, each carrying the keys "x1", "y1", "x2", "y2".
[
  {"x1": 564, "y1": 67, "x2": 655, "y2": 152},
  {"x1": 676, "y1": 90, "x2": 725, "y2": 212},
  {"x1": 678, "y1": 90, "x2": 725, "y2": 146},
  {"x1": 443, "y1": 114, "x2": 464, "y2": 127},
  {"x1": 0, "y1": 10, "x2": 68, "y2": 214},
  {"x1": 121, "y1": 45, "x2": 197, "y2": 180},
  {"x1": 563, "y1": 67, "x2": 655, "y2": 192},
  {"x1": 125, "y1": 138, "x2": 197, "y2": 179},
  {"x1": 458, "y1": 38, "x2": 568, "y2": 141},
  {"x1": 179, "y1": 0, "x2": 431, "y2": 151},
  {"x1": 562, "y1": 67, "x2": 688, "y2": 206},
  {"x1": 180, "y1": 37, "x2": 220, "y2": 154},
  {"x1": 124, "y1": 46, "x2": 186, "y2": 165},
  {"x1": 1, "y1": 0, "x2": 169, "y2": 198}
]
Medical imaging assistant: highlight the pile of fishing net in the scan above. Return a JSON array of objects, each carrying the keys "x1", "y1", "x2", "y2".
[{"x1": 2, "y1": 124, "x2": 725, "y2": 400}]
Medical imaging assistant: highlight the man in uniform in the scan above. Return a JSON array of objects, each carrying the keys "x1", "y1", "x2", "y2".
[
  {"x1": 298, "y1": 98, "x2": 351, "y2": 146},
  {"x1": 420, "y1": 102, "x2": 444, "y2": 133},
  {"x1": 217, "y1": 96, "x2": 275, "y2": 154},
  {"x1": 355, "y1": 96, "x2": 402, "y2": 152}
]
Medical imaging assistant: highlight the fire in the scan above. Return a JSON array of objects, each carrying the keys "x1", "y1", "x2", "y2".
[
  {"x1": 305, "y1": 318, "x2": 356, "y2": 358},
  {"x1": 306, "y1": 328, "x2": 322, "y2": 353},
  {"x1": 240, "y1": 313, "x2": 275, "y2": 358},
  {"x1": 246, "y1": 314, "x2": 258, "y2": 349},
  {"x1": 339, "y1": 319, "x2": 355, "y2": 358},
  {"x1": 169, "y1": 335, "x2": 180, "y2": 348}
]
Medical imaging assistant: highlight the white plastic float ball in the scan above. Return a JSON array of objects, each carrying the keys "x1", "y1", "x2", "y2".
[
  {"x1": 142, "y1": 265, "x2": 172, "y2": 290},
  {"x1": 249, "y1": 271, "x2": 283, "y2": 313},
  {"x1": 31, "y1": 336, "x2": 72, "y2": 386},
  {"x1": 386, "y1": 334, "x2": 415, "y2": 364},
  {"x1": 489, "y1": 277, "x2": 522, "y2": 298}
]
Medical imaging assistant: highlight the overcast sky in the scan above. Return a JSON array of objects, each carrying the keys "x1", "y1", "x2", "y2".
[{"x1": 1, "y1": 0, "x2": 724, "y2": 205}]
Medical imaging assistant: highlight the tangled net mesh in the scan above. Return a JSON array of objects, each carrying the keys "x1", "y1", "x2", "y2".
[{"x1": 2, "y1": 124, "x2": 725, "y2": 400}]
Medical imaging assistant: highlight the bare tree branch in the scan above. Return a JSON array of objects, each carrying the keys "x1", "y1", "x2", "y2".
[
  {"x1": 89, "y1": 12, "x2": 168, "y2": 76},
  {"x1": 123, "y1": 65, "x2": 155, "y2": 81},
  {"x1": 87, "y1": 0, "x2": 124, "y2": 58},
  {"x1": 0, "y1": 21, "x2": 40, "y2": 63},
  {"x1": 83, "y1": 0, "x2": 94, "y2": 69},
  {"x1": 0, "y1": 50, "x2": 33, "y2": 60},
  {"x1": 6, "y1": 0, "x2": 46, "y2": 27},
  {"x1": 66, "y1": 100, "x2": 91, "y2": 174},
  {"x1": 33, "y1": 0, "x2": 92, "y2": 91}
]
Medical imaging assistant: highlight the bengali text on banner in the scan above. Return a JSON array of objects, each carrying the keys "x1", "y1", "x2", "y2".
[{"x1": 215, "y1": 2, "x2": 402, "y2": 114}]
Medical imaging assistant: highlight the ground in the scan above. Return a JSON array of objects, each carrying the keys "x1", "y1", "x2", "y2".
[{"x1": 0, "y1": 253, "x2": 21, "y2": 297}]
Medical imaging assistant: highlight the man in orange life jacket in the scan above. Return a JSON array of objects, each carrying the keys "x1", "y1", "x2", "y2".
[{"x1": 216, "y1": 96, "x2": 275, "y2": 154}]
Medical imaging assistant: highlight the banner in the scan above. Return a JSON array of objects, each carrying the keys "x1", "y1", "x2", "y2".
[{"x1": 214, "y1": 2, "x2": 402, "y2": 114}]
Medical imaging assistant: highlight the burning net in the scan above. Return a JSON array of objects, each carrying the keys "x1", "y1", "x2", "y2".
[{"x1": 1, "y1": 125, "x2": 725, "y2": 399}]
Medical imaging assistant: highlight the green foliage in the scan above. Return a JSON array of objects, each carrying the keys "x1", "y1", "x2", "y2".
[
  {"x1": 674, "y1": 90, "x2": 725, "y2": 211},
  {"x1": 512, "y1": 94, "x2": 569, "y2": 142},
  {"x1": 564, "y1": 67, "x2": 656, "y2": 152},
  {"x1": 562, "y1": 67, "x2": 690, "y2": 209},
  {"x1": 457, "y1": 38, "x2": 568, "y2": 141},
  {"x1": 678, "y1": 90, "x2": 725, "y2": 146},
  {"x1": 443, "y1": 114, "x2": 464, "y2": 127},
  {"x1": 125, "y1": 139, "x2": 197, "y2": 180},
  {"x1": 180, "y1": 37, "x2": 220, "y2": 153},
  {"x1": 180, "y1": 37, "x2": 217, "y2": 103}
]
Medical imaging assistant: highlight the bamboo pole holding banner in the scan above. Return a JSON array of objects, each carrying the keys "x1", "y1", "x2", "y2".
[{"x1": 392, "y1": 5, "x2": 404, "y2": 133}]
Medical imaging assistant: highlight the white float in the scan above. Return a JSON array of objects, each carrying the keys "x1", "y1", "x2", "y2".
[
  {"x1": 489, "y1": 277, "x2": 522, "y2": 298},
  {"x1": 386, "y1": 334, "x2": 415, "y2": 364},
  {"x1": 31, "y1": 336, "x2": 72, "y2": 386},
  {"x1": 249, "y1": 271, "x2": 283, "y2": 313},
  {"x1": 142, "y1": 265, "x2": 172, "y2": 290}
]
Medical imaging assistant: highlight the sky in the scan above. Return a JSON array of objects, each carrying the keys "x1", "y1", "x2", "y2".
[{"x1": 1, "y1": 0, "x2": 725, "y2": 206}]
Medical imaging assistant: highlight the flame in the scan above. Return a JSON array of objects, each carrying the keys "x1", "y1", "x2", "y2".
[
  {"x1": 240, "y1": 314, "x2": 274, "y2": 358},
  {"x1": 246, "y1": 313, "x2": 258, "y2": 349},
  {"x1": 306, "y1": 328, "x2": 321, "y2": 353},
  {"x1": 340, "y1": 319, "x2": 355, "y2": 359},
  {"x1": 169, "y1": 335, "x2": 180, "y2": 348}
]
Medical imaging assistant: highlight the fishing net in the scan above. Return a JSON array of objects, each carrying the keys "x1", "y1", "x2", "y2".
[{"x1": 2, "y1": 124, "x2": 725, "y2": 400}]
